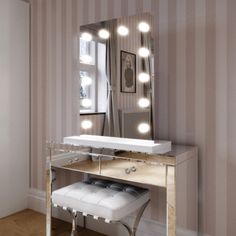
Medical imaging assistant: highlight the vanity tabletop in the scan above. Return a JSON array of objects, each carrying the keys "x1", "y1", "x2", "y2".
[
  {"x1": 115, "y1": 145, "x2": 197, "y2": 166},
  {"x1": 49, "y1": 144, "x2": 197, "y2": 167}
]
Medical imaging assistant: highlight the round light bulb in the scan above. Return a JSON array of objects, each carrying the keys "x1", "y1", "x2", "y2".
[
  {"x1": 138, "y1": 123, "x2": 150, "y2": 134},
  {"x1": 80, "y1": 54, "x2": 92, "y2": 64},
  {"x1": 117, "y1": 25, "x2": 129, "y2": 36},
  {"x1": 138, "y1": 22, "x2": 150, "y2": 33},
  {"x1": 138, "y1": 72, "x2": 150, "y2": 83},
  {"x1": 81, "y1": 32, "x2": 92, "y2": 41},
  {"x1": 81, "y1": 120, "x2": 93, "y2": 129},
  {"x1": 98, "y1": 29, "x2": 110, "y2": 39},
  {"x1": 81, "y1": 98, "x2": 92, "y2": 108},
  {"x1": 138, "y1": 47, "x2": 150, "y2": 58},
  {"x1": 81, "y1": 76, "x2": 92, "y2": 86},
  {"x1": 138, "y1": 98, "x2": 150, "y2": 108}
]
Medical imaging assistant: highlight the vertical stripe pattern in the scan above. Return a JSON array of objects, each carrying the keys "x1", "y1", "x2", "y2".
[
  {"x1": 30, "y1": 0, "x2": 235, "y2": 235},
  {"x1": 227, "y1": 1, "x2": 236, "y2": 235}
]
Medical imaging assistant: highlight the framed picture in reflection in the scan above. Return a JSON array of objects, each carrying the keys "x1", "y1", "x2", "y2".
[{"x1": 120, "y1": 50, "x2": 136, "y2": 93}]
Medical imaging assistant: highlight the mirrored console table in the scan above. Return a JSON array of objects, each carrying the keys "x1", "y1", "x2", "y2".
[{"x1": 46, "y1": 143, "x2": 198, "y2": 236}]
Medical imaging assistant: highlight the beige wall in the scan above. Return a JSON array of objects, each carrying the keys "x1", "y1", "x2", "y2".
[{"x1": 30, "y1": 0, "x2": 236, "y2": 235}]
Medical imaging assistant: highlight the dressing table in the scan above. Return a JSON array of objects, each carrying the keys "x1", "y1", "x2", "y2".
[{"x1": 46, "y1": 137, "x2": 198, "y2": 236}]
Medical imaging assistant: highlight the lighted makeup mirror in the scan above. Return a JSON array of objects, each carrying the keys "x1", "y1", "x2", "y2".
[{"x1": 79, "y1": 13, "x2": 155, "y2": 140}]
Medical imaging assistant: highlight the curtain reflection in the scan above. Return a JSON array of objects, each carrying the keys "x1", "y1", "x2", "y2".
[{"x1": 103, "y1": 19, "x2": 120, "y2": 137}]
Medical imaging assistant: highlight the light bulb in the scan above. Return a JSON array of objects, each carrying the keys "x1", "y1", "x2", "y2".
[
  {"x1": 117, "y1": 25, "x2": 129, "y2": 36},
  {"x1": 80, "y1": 54, "x2": 92, "y2": 64},
  {"x1": 138, "y1": 123, "x2": 150, "y2": 134},
  {"x1": 81, "y1": 120, "x2": 93, "y2": 129},
  {"x1": 138, "y1": 73, "x2": 150, "y2": 83},
  {"x1": 81, "y1": 98, "x2": 92, "y2": 108},
  {"x1": 138, "y1": 47, "x2": 150, "y2": 58},
  {"x1": 81, "y1": 76, "x2": 92, "y2": 86},
  {"x1": 98, "y1": 29, "x2": 110, "y2": 39},
  {"x1": 138, "y1": 98, "x2": 150, "y2": 108},
  {"x1": 81, "y1": 32, "x2": 92, "y2": 41},
  {"x1": 138, "y1": 22, "x2": 150, "y2": 33}
]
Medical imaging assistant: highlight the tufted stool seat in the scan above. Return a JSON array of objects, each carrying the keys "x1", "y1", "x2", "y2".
[{"x1": 52, "y1": 179, "x2": 150, "y2": 236}]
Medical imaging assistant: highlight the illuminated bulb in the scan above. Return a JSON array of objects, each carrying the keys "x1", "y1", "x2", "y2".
[
  {"x1": 138, "y1": 72, "x2": 150, "y2": 83},
  {"x1": 81, "y1": 32, "x2": 92, "y2": 41},
  {"x1": 81, "y1": 76, "x2": 92, "y2": 86},
  {"x1": 138, "y1": 98, "x2": 150, "y2": 108},
  {"x1": 138, "y1": 22, "x2": 150, "y2": 33},
  {"x1": 80, "y1": 54, "x2": 92, "y2": 64},
  {"x1": 98, "y1": 29, "x2": 110, "y2": 39},
  {"x1": 81, "y1": 98, "x2": 92, "y2": 108},
  {"x1": 81, "y1": 120, "x2": 93, "y2": 129},
  {"x1": 117, "y1": 25, "x2": 129, "y2": 36},
  {"x1": 138, "y1": 123, "x2": 150, "y2": 134},
  {"x1": 138, "y1": 47, "x2": 150, "y2": 58}
]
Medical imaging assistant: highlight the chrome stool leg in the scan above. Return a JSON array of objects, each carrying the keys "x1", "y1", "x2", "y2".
[
  {"x1": 131, "y1": 200, "x2": 150, "y2": 236},
  {"x1": 68, "y1": 210, "x2": 78, "y2": 236},
  {"x1": 120, "y1": 222, "x2": 133, "y2": 236},
  {"x1": 120, "y1": 200, "x2": 150, "y2": 236},
  {"x1": 71, "y1": 212, "x2": 78, "y2": 236}
]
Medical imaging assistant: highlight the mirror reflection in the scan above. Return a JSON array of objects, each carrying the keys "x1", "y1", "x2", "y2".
[{"x1": 79, "y1": 13, "x2": 154, "y2": 140}]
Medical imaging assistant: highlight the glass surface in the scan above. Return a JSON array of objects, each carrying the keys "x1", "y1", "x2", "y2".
[{"x1": 79, "y1": 13, "x2": 155, "y2": 139}]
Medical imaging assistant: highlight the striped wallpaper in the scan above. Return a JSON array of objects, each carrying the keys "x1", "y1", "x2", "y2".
[{"x1": 30, "y1": 0, "x2": 236, "y2": 235}]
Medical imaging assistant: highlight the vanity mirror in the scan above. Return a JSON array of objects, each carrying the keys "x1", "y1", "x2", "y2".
[{"x1": 79, "y1": 13, "x2": 155, "y2": 140}]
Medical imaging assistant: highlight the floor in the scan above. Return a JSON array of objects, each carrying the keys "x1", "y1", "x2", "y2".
[{"x1": 0, "y1": 209, "x2": 104, "y2": 236}]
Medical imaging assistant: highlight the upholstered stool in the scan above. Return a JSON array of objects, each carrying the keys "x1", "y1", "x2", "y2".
[{"x1": 52, "y1": 179, "x2": 150, "y2": 236}]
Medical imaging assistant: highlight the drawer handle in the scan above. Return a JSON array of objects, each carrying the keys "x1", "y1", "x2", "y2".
[
  {"x1": 125, "y1": 166, "x2": 136, "y2": 174},
  {"x1": 125, "y1": 168, "x2": 131, "y2": 174}
]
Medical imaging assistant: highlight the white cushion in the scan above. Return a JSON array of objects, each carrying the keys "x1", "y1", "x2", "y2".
[{"x1": 52, "y1": 179, "x2": 149, "y2": 221}]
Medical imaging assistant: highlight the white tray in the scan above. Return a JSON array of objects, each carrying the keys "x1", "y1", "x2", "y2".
[{"x1": 63, "y1": 135, "x2": 171, "y2": 154}]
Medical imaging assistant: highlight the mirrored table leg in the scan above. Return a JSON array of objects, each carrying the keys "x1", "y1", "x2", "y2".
[{"x1": 166, "y1": 165, "x2": 176, "y2": 236}]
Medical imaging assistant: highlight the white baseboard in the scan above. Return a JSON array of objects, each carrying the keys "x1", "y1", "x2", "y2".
[
  {"x1": 28, "y1": 188, "x2": 46, "y2": 214},
  {"x1": 28, "y1": 188, "x2": 197, "y2": 236}
]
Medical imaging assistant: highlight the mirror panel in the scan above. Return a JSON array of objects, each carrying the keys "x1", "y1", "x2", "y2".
[{"x1": 79, "y1": 13, "x2": 154, "y2": 140}]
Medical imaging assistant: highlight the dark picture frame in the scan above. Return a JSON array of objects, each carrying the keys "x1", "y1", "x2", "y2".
[{"x1": 120, "y1": 50, "x2": 136, "y2": 93}]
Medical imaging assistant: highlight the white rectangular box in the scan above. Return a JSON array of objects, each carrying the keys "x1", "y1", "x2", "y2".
[{"x1": 63, "y1": 135, "x2": 171, "y2": 154}]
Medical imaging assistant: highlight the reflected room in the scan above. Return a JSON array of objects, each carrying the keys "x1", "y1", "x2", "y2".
[{"x1": 79, "y1": 13, "x2": 154, "y2": 140}]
